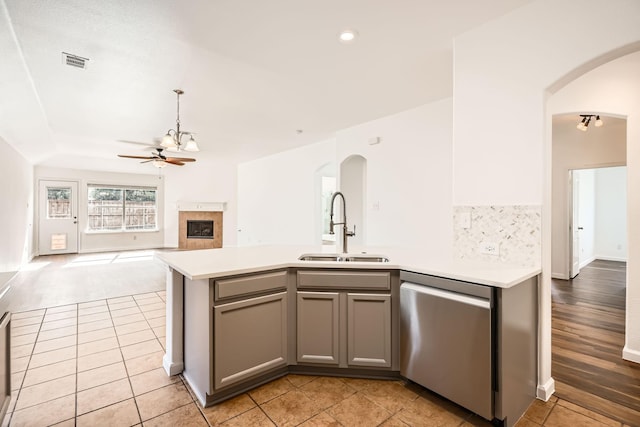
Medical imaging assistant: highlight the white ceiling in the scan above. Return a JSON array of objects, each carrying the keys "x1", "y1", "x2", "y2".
[{"x1": 0, "y1": 0, "x2": 534, "y2": 173}]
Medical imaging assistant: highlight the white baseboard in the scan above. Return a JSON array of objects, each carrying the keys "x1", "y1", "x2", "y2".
[
  {"x1": 579, "y1": 256, "x2": 596, "y2": 269},
  {"x1": 162, "y1": 354, "x2": 184, "y2": 376},
  {"x1": 536, "y1": 377, "x2": 556, "y2": 401},
  {"x1": 595, "y1": 255, "x2": 628, "y2": 263},
  {"x1": 623, "y1": 346, "x2": 640, "y2": 364}
]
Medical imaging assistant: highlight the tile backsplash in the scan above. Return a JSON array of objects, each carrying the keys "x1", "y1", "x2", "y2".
[{"x1": 453, "y1": 205, "x2": 541, "y2": 267}]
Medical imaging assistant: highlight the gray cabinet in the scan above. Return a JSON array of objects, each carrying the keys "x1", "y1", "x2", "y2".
[
  {"x1": 296, "y1": 291, "x2": 339, "y2": 364},
  {"x1": 296, "y1": 269, "x2": 393, "y2": 369},
  {"x1": 347, "y1": 293, "x2": 391, "y2": 367},
  {"x1": 213, "y1": 291, "x2": 288, "y2": 390},
  {"x1": 210, "y1": 269, "x2": 290, "y2": 392}
]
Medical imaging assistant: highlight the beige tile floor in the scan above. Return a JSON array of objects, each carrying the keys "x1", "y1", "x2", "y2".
[{"x1": 3, "y1": 250, "x2": 633, "y2": 426}]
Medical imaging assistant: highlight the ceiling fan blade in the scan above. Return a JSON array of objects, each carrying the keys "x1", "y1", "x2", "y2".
[
  {"x1": 140, "y1": 159, "x2": 154, "y2": 164},
  {"x1": 164, "y1": 159, "x2": 185, "y2": 166},
  {"x1": 165, "y1": 157, "x2": 196, "y2": 162},
  {"x1": 118, "y1": 154, "x2": 155, "y2": 159}
]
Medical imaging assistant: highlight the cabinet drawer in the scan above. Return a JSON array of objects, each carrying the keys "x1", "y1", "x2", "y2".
[
  {"x1": 297, "y1": 270, "x2": 390, "y2": 290},
  {"x1": 214, "y1": 270, "x2": 287, "y2": 301}
]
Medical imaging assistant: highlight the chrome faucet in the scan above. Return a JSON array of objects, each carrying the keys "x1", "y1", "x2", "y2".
[{"x1": 329, "y1": 191, "x2": 356, "y2": 253}]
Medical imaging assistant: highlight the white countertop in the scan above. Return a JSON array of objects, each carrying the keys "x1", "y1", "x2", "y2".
[{"x1": 156, "y1": 245, "x2": 540, "y2": 289}]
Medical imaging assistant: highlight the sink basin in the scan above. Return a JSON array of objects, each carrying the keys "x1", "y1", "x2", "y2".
[
  {"x1": 298, "y1": 254, "x2": 344, "y2": 262},
  {"x1": 343, "y1": 255, "x2": 389, "y2": 263},
  {"x1": 298, "y1": 253, "x2": 389, "y2": 263}
]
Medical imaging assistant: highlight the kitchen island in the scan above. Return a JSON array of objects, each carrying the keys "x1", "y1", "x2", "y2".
[{"x1": 156, "y1": 245, "x2": 540, "y2": 427}]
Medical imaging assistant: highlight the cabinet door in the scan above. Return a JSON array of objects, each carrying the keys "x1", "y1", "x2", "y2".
[
  {"x1": 297, "y1": 291, "x2": 340, "y2": 365},
  {"x1": 347, "y1": 293, "x2": 391, "y2": 368},
  {"x1": 213, "y1": 292, "x2": 287, "y2": 390}
]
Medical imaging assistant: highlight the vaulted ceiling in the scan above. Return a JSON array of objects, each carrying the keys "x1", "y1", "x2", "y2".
[{"x1": 0, "y1": 0, "x2": 533, "y2": 173}]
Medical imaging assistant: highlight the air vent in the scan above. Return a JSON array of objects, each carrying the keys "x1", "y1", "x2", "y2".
[{"x1": 62, "y1": 52, "x2": 89, "y2": 69}]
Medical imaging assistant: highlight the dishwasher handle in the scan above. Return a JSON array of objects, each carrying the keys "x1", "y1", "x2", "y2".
[{"x1": 401, "y1": 282, "x2": 490, "y2": 309}]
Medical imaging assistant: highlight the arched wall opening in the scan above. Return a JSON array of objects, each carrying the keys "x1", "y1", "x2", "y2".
[{"x1": 544, "y1": 48, "x2": 640, "y2": 393}]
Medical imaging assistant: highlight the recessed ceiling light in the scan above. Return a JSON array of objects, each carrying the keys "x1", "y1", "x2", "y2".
[{"x1": 338, "y1": 29, "x2": 358, "y2": 43}]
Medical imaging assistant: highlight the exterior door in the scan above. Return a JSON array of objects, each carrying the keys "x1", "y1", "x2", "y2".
[{"x1": 38, "y1": 180, "x2": 79, "y2": 255}]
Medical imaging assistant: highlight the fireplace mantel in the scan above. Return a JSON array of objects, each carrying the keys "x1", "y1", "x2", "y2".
[{"x1": 176, "y1": 201, "x2": 226, "y2": 212}]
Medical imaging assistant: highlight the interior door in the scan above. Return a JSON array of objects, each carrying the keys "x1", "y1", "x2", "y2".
[
  {"x1": 38, "y1": 180, "x2": 79, "y2": 255},
  {"x1": 569, "y1": 171, "x2": 580, "y2": 278}
]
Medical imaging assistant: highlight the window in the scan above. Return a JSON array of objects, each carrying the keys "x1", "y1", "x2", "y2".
[
  {"x1": 87, "y1": 186, "x2": 157, "y2": 232},
  {"x1": 47, "y1": 187, "x2": 72, "y2": 219}
]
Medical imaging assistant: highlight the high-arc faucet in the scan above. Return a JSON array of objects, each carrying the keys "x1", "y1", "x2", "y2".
[{"x1": 329, "y1": 191, "x2": 356, "y2": 253}]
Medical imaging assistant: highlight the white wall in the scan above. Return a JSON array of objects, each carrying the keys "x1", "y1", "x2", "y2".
[
  {"x1": 339, "y1": 155, "x2": 366, "y2": 248},
  {"x1": 551, "y1": 117, "x2": 626, "y2": 278},
  {"x1": 237, "y1": 139, "x2": 336, "y2": 246},
  {"x1": 237, "y1": 98, "x2": 453, "y2": 255},
  {"x1": 162, "y1": 157, "x2": 238, "y2": 248},
  {"x1": 595, "y1": 166, "x2": 627, "y2": 261},
  {"x1": 0, "y1": 136, "x2": 33, "y2": 272},
  {"x1": 453, "y1": 0, "x2": 640, "y2": 206},
  {"x1": 453, "y1": 0, "x2": 640, "y2": 399},
  {"x1": 34, "y1": 166, "x2": 165, "y2": 253},
  {"x1": 336, "y1": 99, "x2": 453, "y2": 255}
]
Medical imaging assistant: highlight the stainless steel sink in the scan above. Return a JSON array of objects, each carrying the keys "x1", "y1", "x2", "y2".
[
  {"x1": 298, "y1": 253, "x2": 389, "y2": 263},
  {"x1": 298, "y1": 254, "x2": 344, "y2": 262},
  {"x1": 343, "y1": 255, "x2": 389, "y2": 262}
]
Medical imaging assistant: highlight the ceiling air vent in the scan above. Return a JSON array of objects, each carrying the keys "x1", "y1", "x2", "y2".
[{"x1": 62, "y1": 52, "x2": 89, "y2": 69}]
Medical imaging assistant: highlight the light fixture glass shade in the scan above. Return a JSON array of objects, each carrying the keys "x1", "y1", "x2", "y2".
[
  {"x1": 161, "y1": 133, "x2": 177, "y2": 148},
  {"x1": 183, "y1": 135, "x2": 200, "y2": 152},
  {"x1": 595, "y1": 116, "x2": 604, "y2": 127},
  {"x1": 339, "y1": 29, "x2": 358, "y2": 43},
  {"x1": 153, "y1": 160, "x2": 168, "y2": 168}
]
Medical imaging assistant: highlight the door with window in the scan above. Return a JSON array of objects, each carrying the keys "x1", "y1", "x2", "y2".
[{"x1": 38, "y1": 180, "x2": 79, "y2": 255}]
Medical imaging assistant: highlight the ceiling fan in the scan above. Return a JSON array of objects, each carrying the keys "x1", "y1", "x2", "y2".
[
  {"x1": 117, "y1": 88, "x2": 200, "y2": 167},
  {"x1": 118, "y1": 148, "x2": 196, "y2": 168}
]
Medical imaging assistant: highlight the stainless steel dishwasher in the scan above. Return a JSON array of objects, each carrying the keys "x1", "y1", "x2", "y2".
[{"x1": 400, "y1": 275, "x2": 494, "y2": 421}]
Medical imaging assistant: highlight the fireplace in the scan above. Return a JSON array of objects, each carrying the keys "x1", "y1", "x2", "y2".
[
  {"x1": 187, "y1": 220, "x2": 214, "y2": 239},
  {"x1": 178, "y1": 211, "x2": 223, "y2": 250}
]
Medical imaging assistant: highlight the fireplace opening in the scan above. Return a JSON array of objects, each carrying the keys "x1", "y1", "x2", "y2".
[{"x1": 187, "y1": 220, "x2": 214, "y2": 239}]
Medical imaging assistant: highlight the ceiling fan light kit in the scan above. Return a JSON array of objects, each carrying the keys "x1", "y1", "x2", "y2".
[
  {"x1": 118, "y1": 88, "x2": 200, "y2": 168},
  {"x1": 161, "y1": 89, "x2": 200, "y2": 152}
]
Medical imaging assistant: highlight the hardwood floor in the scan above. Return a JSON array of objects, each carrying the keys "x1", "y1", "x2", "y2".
[{"x1": 552, "y1": 259, "x2": 640, "y2": 426}]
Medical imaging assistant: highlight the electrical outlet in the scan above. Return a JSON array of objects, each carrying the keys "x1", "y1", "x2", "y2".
[{"x1": 479, "y1": 241, "x2": 499, "y2": 256}]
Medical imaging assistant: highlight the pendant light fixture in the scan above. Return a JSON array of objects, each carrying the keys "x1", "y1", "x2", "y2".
[{"x1": 161, "y1": 89, "x2": 200, "y2": 152}]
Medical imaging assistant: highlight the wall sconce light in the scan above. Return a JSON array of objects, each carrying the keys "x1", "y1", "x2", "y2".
[{"x1": 577, "y1": 114, "x2": 603, "y2": 131}]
